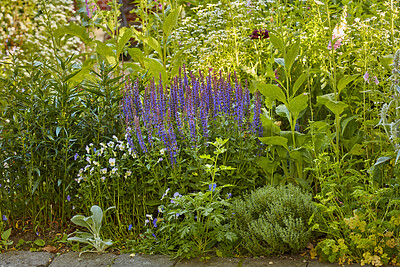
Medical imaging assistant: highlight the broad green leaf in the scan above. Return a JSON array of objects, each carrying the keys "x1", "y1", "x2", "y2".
[
  {"x1": 274, "y1": 58, "x2": 285, "y2": 67},
  {"x1": 1, "y1": 228, "x2": 11, "y2": 240},
  {"x1": 95, "y1": 41, "x2": 117, "y2": 66},
  {"x1": 275, "y1": 104, "x2": 290, "y2": 121},
  {"x1": 54, "y1": 23, "x2": 91, "y2": 44},
  {"x1": 259, "y1": 136, "x2": 289, "y2": 151},
  {"x1": 285, "y1": 39, "x2": 300, "y2": 72},
  {"x1": 128, "y1": 48, "x2": 145, "y2": 67},
  {"x1": 142, "y1": 36, "x2": 163, "y2": 61},
  {"x1": 34, "y1": 239, "x2": 45, "y2": 247},
  {"x1": 341, "y1": 115, "x2": 358, "y2": 135},
  {"x1": 124, "y1": 62, "x2": 145, "y2": 74},
  {"x1": 91, "y1": 205, "x2": 103, "y2": 233},
  {"x1": 171, "y1": 44, "x2": 192, "y2": 77},
  {"x1": 70, "y1": 59, "x2": 95, "y2": 86},
  {"x1": 260, "y1": 114, "x2": 281, "y2": 135},
  {"x1": 117, "y1": 28, "x2": 133, "y2": 56},
  {"x1": 288, "y1": 94, "x2": 308, "y2": 118},
  {"x1": 163, "y1": 6, "x2": 182, "y2": 38},
  {"x1": 269, "y1": 32, "x2": 283, "y2": 51},
  {"x1": 374, "y1": 156, "x2": 391, "y2": 166},
  {"x1": 292, "y1": 72, "x2": 307, "y2": 96},
  {"x1": 256, "y1": 156, "x2": 278, "y2": 174},
  {"x1": 71, "y1": 215, "x2": 91, "y2": 229},
  {"x1": 317, "y1": 94, "x2": 348, "y2": 116},
  {"x1": 257, "y1": 84, "x2": 286, "y2": 104},
  {"x1": 143, "y1": 58, "x2": 168, "y2": 86},
  {"x1": 337, "y1": 74, "x2": 359, "y2": 94}
]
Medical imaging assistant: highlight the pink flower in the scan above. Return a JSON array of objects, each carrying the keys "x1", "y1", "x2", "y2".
[
  {"x1": 363, "y1": 71, "x2": 369, "y2": 84},
  {"x1": 374, "y1": 76, "x2": 379, "y2": 85}
]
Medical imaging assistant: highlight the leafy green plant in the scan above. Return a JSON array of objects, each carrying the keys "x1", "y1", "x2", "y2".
[
  {"x1": 68, "y1": 205, "x2": 115, "y2": 254},
  {"x1": 0, "y1": 228, "x2": 13, "y2": 250},
  {"x1": 131, "y1": 138, "x2": 238, "y2": 258},
  {"x1": 231, "y1": 183, "x2": 316, "y2": 256}
]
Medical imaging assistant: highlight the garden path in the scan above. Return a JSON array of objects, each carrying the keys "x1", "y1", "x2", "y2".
[{"x1": 0, "y1": 251, "x2": 371, "y2": 267}]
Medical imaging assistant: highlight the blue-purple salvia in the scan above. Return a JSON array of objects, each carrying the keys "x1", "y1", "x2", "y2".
[
  {"x1": 121, "y1": 68, "x2": 263, "y2": 163},
  {"x1": 134, "y1": 114, "x2": 147, "y2": 153}
]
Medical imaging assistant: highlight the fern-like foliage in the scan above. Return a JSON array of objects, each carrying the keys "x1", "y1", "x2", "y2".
[{"x1": 231, "y1": 184, "x2": 316, "y2": 256}]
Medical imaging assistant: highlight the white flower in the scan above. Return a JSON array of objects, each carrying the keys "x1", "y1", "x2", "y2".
[
  {"x1": 107, "y1": 141, "x2": 114, "y2": 148},
  {"x1": 100, "y1": 168, "x2": 107, "y2": 174},
  {"x1": 126, "y1": 170, "x2": 132, "y2": 176},
  {"x1": 101, "y1": 176, "x2": 106, "y2": 182},
  {"x1": 113, "y1": 135, "x2": 118, "y2": 141},
  {"x1": 109, "y1": 158, "x2": 116, "y2": 166},
  {"x1": 84, "y1": 165, "x2": 91, "y2": 172},
  {"x1": 86, "y1": 145, "x2": 90, "y2": 153},
  {"x1": 111, "y1": 167, "x2": 118, "y2": 174},
  {"x1": 86, "y1": 157, "x2": 91, "y2": 163},
  {"x1": 160, "y1": 148, "x2": 165, "y2": 155},
  {"x1": 160, "y1": 188, "x2": 170, "y2": 200}
]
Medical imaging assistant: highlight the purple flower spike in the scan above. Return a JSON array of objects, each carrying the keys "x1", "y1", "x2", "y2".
[
  {"x1": 74, "y1": 153, "x2": 79, "y2": 161},
  {"x1": 67, "y1": 195, "x2": 71, "y2": 202},
  {"x1": 153, "y1": 218, "x2": 158, "y2": 228},
  {"x1": 2, "y1": 215, "x2": 7, "y2": 221},
  {"x1": 128, "y1": 224, "x2": 133, "y2": 231}
]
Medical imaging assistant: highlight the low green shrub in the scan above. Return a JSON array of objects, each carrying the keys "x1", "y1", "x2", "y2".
[{"x1": 231, "y1": 183, "x2": 316, "y2": 256}]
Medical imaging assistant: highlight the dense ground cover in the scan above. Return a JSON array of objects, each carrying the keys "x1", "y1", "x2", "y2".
[{"x1": 0, "y1": 0, "x2": 400, "y2": 265}]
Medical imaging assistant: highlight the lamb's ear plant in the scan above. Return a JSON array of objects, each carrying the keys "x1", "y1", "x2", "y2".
[
  {"x1": 377, "y1": 49, "x2": 400, "y2": 162},
  {"x1": 68, "y1": 205, "x2": 115, "y2": 254}
]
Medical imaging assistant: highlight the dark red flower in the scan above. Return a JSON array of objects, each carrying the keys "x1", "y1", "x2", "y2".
[{"x1": 250, "y1": 29, "x2": 269, "y2": 39}]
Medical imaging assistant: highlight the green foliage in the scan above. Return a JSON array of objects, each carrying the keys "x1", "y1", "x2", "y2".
[
  {"x1": 231, "y1": 184, "x2": 316, "y2": 256},
  {"x1": 132, "y1": 185, "x2": 236, "y2": 259},
  {"x1": 0, "y1": 228, "x2": 13, "y2": 250},
  {"x1": 68, "y1": 205, "x2": 115, "y2": 254},
  {"x1": 129, "y1": 138, "x2": 238, "y2": 258},
  {"x1": 0, "y1": 0, "x2": 80, "y2": 77}
]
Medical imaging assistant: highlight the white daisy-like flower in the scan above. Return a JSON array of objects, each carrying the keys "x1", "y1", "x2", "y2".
[{"x1": 109, "y1": 158, "x2": 116, "y2": 166}]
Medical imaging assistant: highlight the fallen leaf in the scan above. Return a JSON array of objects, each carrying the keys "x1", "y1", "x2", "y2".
[
  {"x1": 310, "y1": 248, "x2": 317, "y2": 260},
  {"x1": 42, "y1": 245, "x2": 58, "y2": 253},
  {"x1": 130, "y1": 253, "x2": 136, "y2": 258}
]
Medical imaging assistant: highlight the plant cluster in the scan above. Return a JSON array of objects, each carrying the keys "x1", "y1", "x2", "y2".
[
  {"x1": 231, "y1": 184, "x2": 316, "y2": 256},
  {"x1": 1, "y1": 0, "x2": 400, "y2": 264}
]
